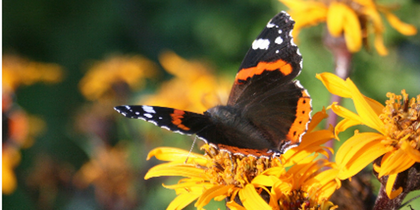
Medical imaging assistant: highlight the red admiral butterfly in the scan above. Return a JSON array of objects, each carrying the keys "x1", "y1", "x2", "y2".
[{"x1": 115, "y1": 12, "x2": 312, "y2": 158}]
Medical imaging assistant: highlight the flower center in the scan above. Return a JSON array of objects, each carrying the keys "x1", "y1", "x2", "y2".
[
  {"x1": 201, "y1": 145, "x2": 279, "y2": 187},
  {"x1": 379, "y1": 90, "x2": 420, "y2": 150}
]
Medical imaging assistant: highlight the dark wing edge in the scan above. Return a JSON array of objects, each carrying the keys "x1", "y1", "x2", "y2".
[{"x1": 114, "y1": 105, "x2": 228, "y2": 147}]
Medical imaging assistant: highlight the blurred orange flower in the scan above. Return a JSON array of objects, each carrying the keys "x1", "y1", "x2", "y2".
[
  {"x1": 73, "y1": 143, "x2": 137, "y2": 208},
  {"x1": 2, "y1": 147, "x2": 21, "y2": 195},
  {"x1": 279, "y1": 0, "x2": 417, "y2": 55},
  {"x1": 79, "y1": 54, "x2": 158, "y2": 101},
  {"x1": 2, "y1": 57, "x2": 48, "y2": 194},
  {"x1": 142, "y1": 51, "x2": 231, "y2": 113},
  {"x1": 2, "y1": 54, "x2": 63, "y2": 94}
]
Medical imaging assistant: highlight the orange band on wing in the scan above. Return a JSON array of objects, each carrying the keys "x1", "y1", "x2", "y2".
[
  {"x1": 235, "y1": 59, "x2": 292, "y2": 84},
  {"x1": 170, "y1": 110, "x2": 190, "y2": 130},
  {"x1": 286, "y1": 90, "x2": 311, "y2": 144}
]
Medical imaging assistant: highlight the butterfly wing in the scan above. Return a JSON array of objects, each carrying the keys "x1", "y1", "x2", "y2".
[
  {"x1": 227, "y1": 12, "x2": 311, "y2": 151},
  {"x1": 114, "y1": 105, "x2": 229, "y2": 145}
]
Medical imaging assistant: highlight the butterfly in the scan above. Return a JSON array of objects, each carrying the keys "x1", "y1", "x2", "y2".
[{"x1": 115, "y1": 11, "x2": 312, "y2": 158}]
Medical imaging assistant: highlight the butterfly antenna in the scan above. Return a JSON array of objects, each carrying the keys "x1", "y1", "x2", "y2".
[{"x1": 185, "y1": 135, "x2": 198, "y2": 164}]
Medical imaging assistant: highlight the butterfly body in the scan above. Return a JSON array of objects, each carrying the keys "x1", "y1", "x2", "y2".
[{"x1": 115, "y1": 11, "x2": 312, "y2": 158}]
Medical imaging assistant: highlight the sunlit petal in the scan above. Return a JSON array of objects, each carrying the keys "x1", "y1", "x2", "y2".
[
  {"x1": 239, "y1": 184, "x2": 272, "y2": 210},
  {"x1": 384, "y1": 12, "x2": 417, "y2": 36},
  {"x1": 147, "y1": 147, "x2": 207, "y2": 164},
  {"x1": 385, "y1": 173, "x2": 403, "y2": 199},
  {"x1": 400, "y1": 140, "x2": 420, "y2": 162},
  {"x1": 379, "y1": 149, "x2": 416, "y2": 178},
  {"x1": 334, "y1": 118, "x2": 361, "y2": 138},
  {"x1": 343, "y1": 6, "x2": 362, "y2": 52},
  {"x1": 167, "y1": 193, "x2": 201, "y2": 210},
  {"x1": 145, "y1": 163, "x2": 206, "y2": 180},
  {"x1": 195, "y1": 185, "x2": 234, "y2": 209},
  {"x1": 327, "y1": 2, "x2": 346, "y2": 37},
  {"x1": 345, "y1": 78, "x2": 385, "y2": 133},
  {"x1": 307, "y1": 108, "x2": 328, "y2": 133},
  {"x1": 374, "y1": 31, "x2": 388, "y2": 56},
  {"x1": 316, "y1": 73, "x2": 351, "y2": 98}
]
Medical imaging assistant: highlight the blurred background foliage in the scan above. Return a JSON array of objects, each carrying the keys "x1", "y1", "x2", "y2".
[{"x1": 3, "y1": 0, "x2": 420, "y2": 209}]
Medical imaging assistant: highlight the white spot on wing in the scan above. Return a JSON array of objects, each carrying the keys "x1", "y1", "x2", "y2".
[
  {"x1": 276, "y1": 50, "x2": 279, "y2": 54},
  {"x1": 278, "y1": 29, "x2": 282, "y2": 34},
  {"x1": 266, "y1": 22, "x2": 276, "y2": 28},
  {"x1": 161, "y1": 126, "x2": 170, "y2": 131},
  {"x1": 252, "y1": 39, "x2": 270, "y2": 50},
  {"x1": 275, "y1": 36, "x2": 283, "y2": 45},
  {"x1": 142, "y1": 105, "x2": 156, "y2": 113},
  {"x1": 144, "y1": 113, "x2": 153, "y2": 118}
]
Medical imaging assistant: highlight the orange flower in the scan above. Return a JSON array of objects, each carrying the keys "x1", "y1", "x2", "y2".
[
  {"x1": 317, "y1": 72, "x2": 420, "y2": 199},
  {"x1": 145, "y1": 109, "x2": 340, "y2": 209},
  {"x1": 279, "y1": 0, "x2": 417, "y2": 55}
]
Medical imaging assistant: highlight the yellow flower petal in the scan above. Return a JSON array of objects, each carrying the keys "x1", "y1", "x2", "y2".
[
  {"x1": 345, "y1": 78, "x2": 385, "y2": 133},
  {"x1": 343, "y1": 5, "x2": 362, "y2": 52},
  {"x1": 163, "y1": 179, "x2": 213, "y2": 190},
  {"x1": 272, "y1": 180, "x2": 292, "y2": 196},
  {"x1": 374, "y1": 31, "x2": 388, "y2": 56},
  {"x1": 329, "y1": 103, "x2": 363, "y2": 125},
  {"x1": 145, "y1": 163, "x2": 206, "y2": 180},
  {"x1": 251, "y1": 175, "x2": 279, "y2": 186},
  {"x1": 385, "y1": 173, "x2": 403, "y2": 199},
  {"x1": 378, "y1": 148, "x2": 416, "y2": 178},
  {"x1": 334, "y1": 118, "x2": 361, "y2": 138},
  {"x1": 384, "y1": 12, "x2": 417, "y2": 36},
  {"x1": 316, "y1": 73, "x2": 384, "y2": 115},
  {"x1": 195, "y1": 185, "x2": 235, "y2": 209},
  {"x1": 280, "y1": 0, "x2": 325, "y2": 12},
  {"x1": 226, "y1": 200, "x2": 247, "y2": 210},
  {"x1": 400, "y1": 140, "x2": 420, "y2": 162},
  {"x1": 363, "y1": 7, "x2": 384, "y2": 33},
  {"x1": 363, "y1": 96, "x2": 385, "y2": 116},
  {"x1": 167, "y1": 192, "x2": 201, "y2": 210},
  {"x1": 147, "y1": 147, "x2": 207, "y2": 164},
  {"x1": 316, "y1": 73, "x2": 352, "y2": 98},
  {"x1": 307, "y1": 108, "x2": 328, "y2": 133},
  {"x1": 299, "y1": 130, "x2": 335, "y2": 151},
  {"x1": 238, "y1": 184, "x2": 271, "y2": 210},
  {"x1": 336, "y1": 133, "x2": 388, "y2": 179},
  {"x1": 327, "y1": 2, "x2": 347, "y2": 37}
]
